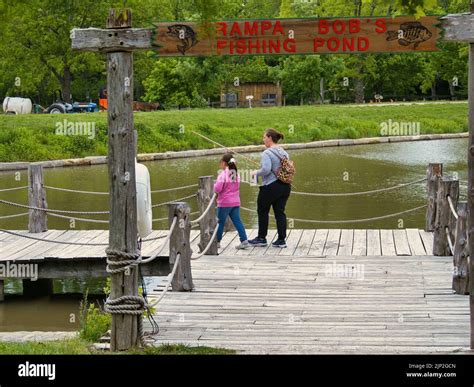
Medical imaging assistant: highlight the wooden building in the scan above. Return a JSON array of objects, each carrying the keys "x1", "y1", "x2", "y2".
[{"x1": 220, "y1": 82, "x2": 282, "y2": 108}]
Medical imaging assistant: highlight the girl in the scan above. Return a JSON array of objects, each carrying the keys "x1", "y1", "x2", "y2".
[{"x1": 214, "y1": 153, "x2": 250, "y2": 250}]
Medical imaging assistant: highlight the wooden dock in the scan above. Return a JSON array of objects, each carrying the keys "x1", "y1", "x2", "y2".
[
  {"x1": 0, "y1": 228, "x2": 434, "y2": 261},
  {"x1": 147, "y1": 251, "x2": 469, "y2": 354}
]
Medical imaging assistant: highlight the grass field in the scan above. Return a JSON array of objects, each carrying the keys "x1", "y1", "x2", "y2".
[
  {"x1": 0, "y1": 338, "x2": 234, "y2": 355},
  {"x1": 0, "y1": 102, "x2": 468, "y2": 162}
]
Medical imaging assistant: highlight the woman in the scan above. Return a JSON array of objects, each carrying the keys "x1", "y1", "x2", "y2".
[{"x1": 249, "y1": 128, "x2": 291, "y2": 248}]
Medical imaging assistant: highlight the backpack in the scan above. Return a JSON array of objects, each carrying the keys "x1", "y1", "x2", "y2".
[{"x1": 268, "y1": 148, "x2": 295, "y2": 185}]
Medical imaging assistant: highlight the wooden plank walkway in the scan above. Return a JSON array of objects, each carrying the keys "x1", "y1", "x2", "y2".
[
  {"x1": 147, "y1": 253, "x2": 470, "y2": 354},
  {"x1": 0, "y1": 229, "x2": 436, "y2": 260}
]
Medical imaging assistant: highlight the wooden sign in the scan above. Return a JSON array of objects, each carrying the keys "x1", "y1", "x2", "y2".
[{"x1": 152, "y1": 16, "x2": 441, "y2": 56}]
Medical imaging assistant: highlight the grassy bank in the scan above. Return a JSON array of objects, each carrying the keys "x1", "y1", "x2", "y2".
[
  {"x1": 0, "y1": 339, "x2": 235, "y2": 355},
  {"x1": 0, "y1": 102, "x2": 468, "y2": 162}
]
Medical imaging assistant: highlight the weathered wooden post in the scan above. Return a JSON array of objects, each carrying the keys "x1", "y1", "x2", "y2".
[
  {"x1": 433, "y1": 177, "x2": 459, "y2": 256},
  {"x1": 168, "y1": 202, "x2": 193, "y2": 291},
  {"x1": 72, "y1": 7, "x2": 161, "y2": 351},
  {"x1": 453, "y1": 202, "x2": 469, "y2": 295},
  {"x1": 28, "y1": 163, "x2": 47, "y2": 233},
  {"x1": 197, "y1": 176, "x2": 218, "y2": 255},
  {"x1": 426, "y1": 163, "x2": 443, "y2": 232},
  {"x1": 442, "y1": 1, "x2": 474, "y2": 350}
]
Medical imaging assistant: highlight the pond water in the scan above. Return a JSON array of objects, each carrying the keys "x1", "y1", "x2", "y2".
[{"x1": 0, "y1": 138, "x2": 468, "y2": 331}]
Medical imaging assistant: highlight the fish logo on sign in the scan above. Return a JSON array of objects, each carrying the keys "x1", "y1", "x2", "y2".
[
  {"x1": 167, "y1": 24, "x2": 198, "y2": 55},
  {"x1": 386, "y1": 21, "x2": 432, "y2": 49}
]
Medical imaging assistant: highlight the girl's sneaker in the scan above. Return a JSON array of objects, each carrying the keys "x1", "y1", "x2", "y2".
[
  {"x1": 236, "y1": 240, "x2": 250, "y2": 249},
  {"x1": 217, "y1": 242, "x2": 221, "y2": 249}
]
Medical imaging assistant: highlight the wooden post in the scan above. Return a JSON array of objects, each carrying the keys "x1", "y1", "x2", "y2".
[
  {"x1": 453, "y1": 202, "x2": 469, "y2": 294},
  {"x1": 168, "y1": 202, "x2": 193, "y2": 291},
  {"x1": 425, "y1": 163, "x2": 443, "y2": 232},
  {"x1": 106, "y1": 9, "x2": 140, "y2": 351},
  {"x1": 28, "y1": 163, "x2": 47, "y2": 233},
  {"x1": 433, "y1": 177, "x2": 459, "y2": 256},
  {"x1": 197, "y1": 176, "x2": 218, "y2": 255}
]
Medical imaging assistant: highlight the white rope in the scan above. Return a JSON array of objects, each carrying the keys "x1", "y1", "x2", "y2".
[
  {"x1": 0, "y1": 186, "x2": 28, "y2": 192},
  {"x1": 240, "y1": 204, "x2": 427, "y2": 224},
  {"x1": 190, "y1": 193, "x2": 217, "y2": 224},
  {"x1": 151, "y1": 183, "x2": 198, "y2": 193},
  {"x1": 0, "y1": 229, "x2": 109, "y2": 245},
  {"x1": 0, "y1": 199, "x2": 109, "y2": 215},
  {"x1": 191, "y1": 227, "x2": 218, "y2": 260},
  {"x1": 44, "y1": 185, "x2": 108, "y2": 195},
  {"x1": 49, "y1": 212, "x2": 109, "y2": 224},
  {"x1": 447, "y1": 195, "x2": 459, "y2": 220},
  {"x1": 0, "y1": 212, "x2": 29, "y2": 220},
  {"x1": 151, "y1": 193, "x2": 196, "y2": 208},
  {"x1": 152, "y1": 211, "x2": 199, "y2": 223},
  {"x1": 141, "y1": 217, "x2": 177, "y2": 264},
  {"x1": 446, "y1": 227, "x2": 455, "y2": 256},
  {"x1": 147, "y1": 253, "x2": 181, "y2": 308},
  {"x1": 289, "y1": 177, "x2": 427, "y2": 197}
]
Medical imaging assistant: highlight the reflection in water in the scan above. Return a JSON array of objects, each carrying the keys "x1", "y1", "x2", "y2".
[{"x1": 0, "y1": 138, "x2": 468, "y2": 330}]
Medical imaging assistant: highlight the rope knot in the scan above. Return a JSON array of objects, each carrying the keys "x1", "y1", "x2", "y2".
[{"x1": 105, "y1": 248, "x2": 142, "y2": 274}]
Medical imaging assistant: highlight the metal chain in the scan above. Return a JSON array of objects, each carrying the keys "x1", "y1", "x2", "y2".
[{"x1": 0, "y1": 199, "x2": 109, "y2": 215}]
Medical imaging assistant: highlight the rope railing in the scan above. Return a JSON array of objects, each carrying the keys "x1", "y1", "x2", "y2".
[
  {"x1": 151, "y1": 183, "x2": 198, "y2": 193},
  {"x1": 153, "y1": 211, "x2": 199, "y2": 223},
  {"x1": 147, "y1": 253, "x2": 181, "y2": 308},
  {"x1": 191, "y1": 227, "x2": 218, "y2": 260},
  {"x1": 43, "y1": 183, "x2": 199, "y2": 195},
  {"x1": 447, "y1": 195, "x2": 459, "y2": 220},
  {"x1": 288, "y1": 177, "x2": 427, "y2": 197},
  {"x1": 446, "y1": 227, "x2": 455, "y2": 256},
  {"x1": 190, "y1": 193, "x2": 217, "y2": 224},
  {"x1": 0, "y1": 212, "x2": 29, "y2": 220},
  {"x1": 0, "y1": 186, "x2": 28, "y2": 193},
  {"x1": 141, "y1": 217, "x2": 177, "y2": 264},
  {"x1": 49, "y1": 213, "x2": 109, "y2": 224},
  {"x1": 0, "y1": 199, "x2": 109, "y2": 215},
  {"x1": 151, "y1": 193, "x2": 196, "y2": 208},
  {"x1": 44, "y1": 185, "x2": 108, "y2": 195},
  {"x1": 241, "y1": 204, "x2": 427, "y2": 224}
]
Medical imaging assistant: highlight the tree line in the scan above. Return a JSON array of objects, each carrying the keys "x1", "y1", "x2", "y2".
[{"x1": 0, "y1": 0, "x2": 470, "y2": 109}]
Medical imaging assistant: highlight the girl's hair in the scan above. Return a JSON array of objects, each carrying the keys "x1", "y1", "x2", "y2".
[
  {"x1": 264, "y1": 128, "x2": 284, "y2": 143},
  {"x1": 221, "y1": 153, "x2": 238, "y2": 182}
]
